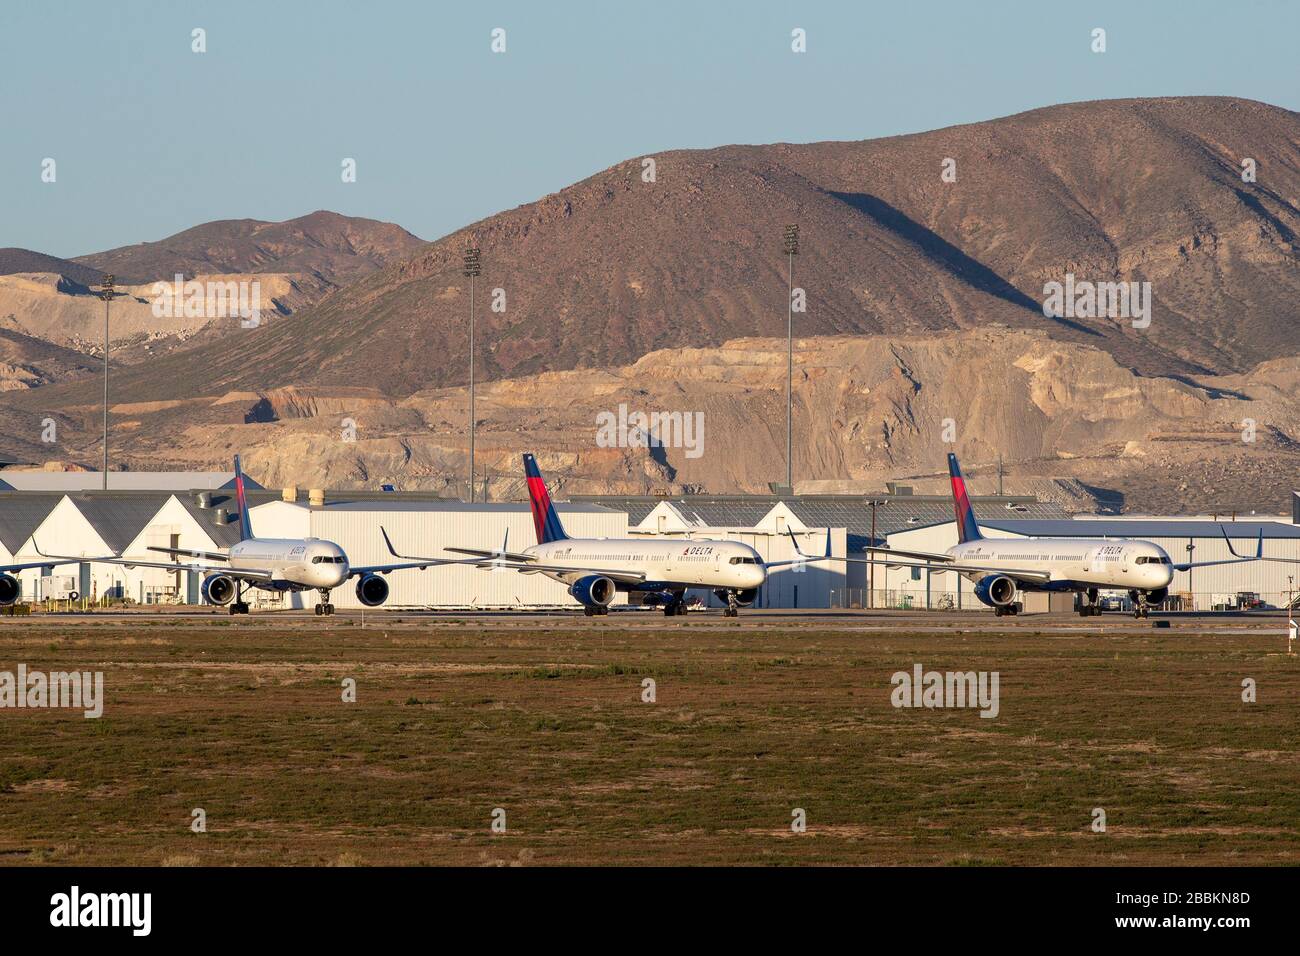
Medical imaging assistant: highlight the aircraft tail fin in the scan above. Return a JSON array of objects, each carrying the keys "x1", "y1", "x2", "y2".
[
  {"x1": 523, "y1": 453, "x2": 568, "y2": 544},
  {"x1": 233, "y1": 455, "x2": 254, "y2": 542},
  {"x1": 948, "y1": 452, "x2": 983, "y2": 543}
]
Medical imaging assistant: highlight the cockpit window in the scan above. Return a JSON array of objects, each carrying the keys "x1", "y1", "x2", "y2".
[{"x1": 729, "y1": 557, "x2": 759, "y2": 565}]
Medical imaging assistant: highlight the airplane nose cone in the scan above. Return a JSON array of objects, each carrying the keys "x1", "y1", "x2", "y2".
[{"x1": 748, "y1": 566, "x2": 767, "y2": 588}]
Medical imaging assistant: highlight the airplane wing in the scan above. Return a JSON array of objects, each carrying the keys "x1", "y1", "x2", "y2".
[
  {"x1": 836, "y1": 555, "x2": 1054, "y2": 585},
  {"x1": 32, "y1": 537, "x2": 275, "y2": 580},
  {"x1": 379, "y1": 527, "x2": 644, "y2": 584},
  {"x1": 348, "y1": 527, "x2": 515, "y2": 577},
  {"x1": 1174, "y1": 526, "x2": 1267, "y2": 571},
  {"x1": 41, "y1": 553, "x2": 276, "y2": 581},
  {"x1": 147, "y1": 545, "x2": 230, "y2": 563},
  {"x1": 766, "y1": 528, "x2": 835, "y2": 569},
  {"x1": 442, "y1": 546, "x2": 538, "y2": 562},
  {"x1": 348, "y1": 559, "x2": 483, "y2": 577},
  {"x1": 471, "y1": 560, "x2": 648, "y2": 584},
  {"x1": 861, "y1": 544, "x2": 956, "y2": 563},
  {"x1": 1, "y1": 558, "x2": 83, "y2": 574}
]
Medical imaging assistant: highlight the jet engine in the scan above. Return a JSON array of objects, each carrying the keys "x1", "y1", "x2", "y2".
[
  {"x1": 0, "y1": 573, "x2": 19, "y2": 607},
  {"x1": 713, "y1": 587, "x2": 759, "y2": 607},
  {"x1": 1144, "y1": 587, "x2": 1169, "y2": 606},
  {"x1": 201, "y1": 572, "x2": 237, "y2": 606},
  {"x1": 355, "y1": 573, "x2": 389, "y2": 607},
  {"x1": 569, "y1": 575, "x2": 616, "y2": 608},
  {"x1": 973, "y1": 574, "x2": 1018, "y2": 608}
]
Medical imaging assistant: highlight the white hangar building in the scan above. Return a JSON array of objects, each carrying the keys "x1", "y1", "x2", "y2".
[{"x1": 5, "y1": 466, "x2": 1296, "y2": 614}]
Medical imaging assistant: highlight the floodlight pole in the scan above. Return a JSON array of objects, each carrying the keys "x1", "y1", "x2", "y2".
[
  {"x1": 783, "y1": 225, "x2": 799, "y2": 490},
  {"x1": 463, "y1": 247, "x2": 481, "y2": 503},
  {"x1": 97, "y1": 274, "x2": 123, "y2": 491}
]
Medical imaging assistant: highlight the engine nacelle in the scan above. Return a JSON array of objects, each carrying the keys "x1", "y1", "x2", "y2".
[
  {"x1": 355, "y1": 573, "x2": 389, "y2": 607},
  {"x1": 0, "y1": 573, "x2": 19, "y2": 607},
  {"x1": 713, "y1": 587, "x2": 759, "y2": 607},
  {"x1": 569, "y1": 575, "x2": 616, "y2": 608},
  {"x1": 201, "y1": 573, "x2": 237, "y2": 606},
  {"x1": 1145, "y1": 587, "x2": 1169, "y2": 606},
  {"x1": 973, "y1": 574, "x2": 1018, "y2": 608}
]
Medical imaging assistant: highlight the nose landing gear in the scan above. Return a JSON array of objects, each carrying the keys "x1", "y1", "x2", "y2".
[
  {"x1": 315, "y1": 590, "x2": 335, "y2": 616},
  {"x1": 1129, "y1": 590, "x2": 1151, "y2": 619},
  {"x1": 724, "y1": 592, "x2": 740, "y2": 618}
]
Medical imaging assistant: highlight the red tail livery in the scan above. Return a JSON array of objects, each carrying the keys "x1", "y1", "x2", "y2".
[
  {"x1": 948, "y1": 452, "x2": 984, "y2": 543},
  {"x1": 523, "y1": 454, "x2": 569, "y2": 544}
]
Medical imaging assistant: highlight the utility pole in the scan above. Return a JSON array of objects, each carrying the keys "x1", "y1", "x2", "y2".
[
  {"x1": 867, "y1": 498, "x2": 886, "y2": 610},
  {"x1": 783, "y1": 224, "x2": 799, "y2": 490},
  {"x1": 96, "y1": 275, "x2": 125, "y2": 490},
  {"x1": 463, "y1": 247, "x2": 481, "y2": 503}
]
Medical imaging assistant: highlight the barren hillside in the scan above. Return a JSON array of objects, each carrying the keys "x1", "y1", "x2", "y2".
[
  {"x1": 6, "y1": 328, "x2": 1297, "y2": 515},
  {"x1": 36, "y1": 96, "x2": 1297, "y2": 407}
]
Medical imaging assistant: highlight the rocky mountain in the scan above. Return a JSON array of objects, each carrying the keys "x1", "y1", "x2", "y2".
[
  {"x1": 0, "y1": 212, "x2": 428, "y2": 363},
  {"x1": 42, "y1": 96, "x2": 1298, "y2": 407},
  {"x1": 72, "y1": 210, "x2": 427, "y2": 286},
  {"x1": 0, "y1": 248, "x2": 104, "y2": 287},
  {"x1": 6, "y1": 328, "x2": 1298, "y2": 515},
  {"x1": 0, "y1": 326, "x2": 98, "y2": 392}
]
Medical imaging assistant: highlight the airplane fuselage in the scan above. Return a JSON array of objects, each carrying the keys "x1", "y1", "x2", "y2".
[
  {"x1": 226, "y1": 538, "x2": 350, "y2": 591},
  {"x1": 528, "y1": 538, "x2": 767, "y2": 591},
  {"x1": 950, "y1": 537, "x2": 1175, "y2": 592}
]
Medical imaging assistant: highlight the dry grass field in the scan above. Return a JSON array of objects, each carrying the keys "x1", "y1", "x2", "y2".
[{"x1": 0, "y1": 613, "x2": 1297, "y2": 866}]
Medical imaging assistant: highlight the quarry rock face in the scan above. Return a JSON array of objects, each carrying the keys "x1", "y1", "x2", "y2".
[{"x1": 9, "y1": 329, "x2": 1297, "y2": 515}]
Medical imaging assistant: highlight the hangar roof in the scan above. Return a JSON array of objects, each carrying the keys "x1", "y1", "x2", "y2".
[
  {"x1": 176, "y1": 496, "x2": 246, "y2": 547},
  {"x1": 978, "y1": 519, "x2": 1300, "y2": 539},
  {"x1": 571, "y1": 494, "x2": 1069, "y2": 545},
  {"x1": 0, "y1": 471, "x2": 260, "y2": 492},
  {"x1": 313, "y1": 500, "x2": 621, "y2": 514},
  {"x1": 69, "y1": 495, "x2": 173, "y2": 553},
  {"x1": 0, "y1": 494, "x2": 63, "y2": 553}
]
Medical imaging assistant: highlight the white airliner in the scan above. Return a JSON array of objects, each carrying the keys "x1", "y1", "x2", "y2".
[
  {"x1": 808, "y1": 452, "x2": 1266, "y2": 618},
  {"x1": 387, "y1": 453, "x2": 822, "y2": 617},
  {"x1": 36, "y1": 456, "x2": 468, "y2": 615}
]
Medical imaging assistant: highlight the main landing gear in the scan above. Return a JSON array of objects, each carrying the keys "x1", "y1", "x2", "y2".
[
  {"x1": 228, "y1": 581, "x2": 250, "y2": 615},
  {"x1": 994, "y1": 602, "x2": 1022, "y2": 618},
  {"x1": 315, "y1": 590, "x2": 335, "y2": 616},
  {"x1": 583, "y1": 606, "x2": 610, "y2": 617},
  {"x1": 1077, "y1": 588, "x2": 1102, "y2": 617},
  {"x1": 662, "y1": 594, "x2": 688, "y2": 617}
]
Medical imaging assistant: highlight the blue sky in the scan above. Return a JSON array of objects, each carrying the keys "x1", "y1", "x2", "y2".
[{"x1": 3, "y1": 0, "x2": 1297, "y2": 257}]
